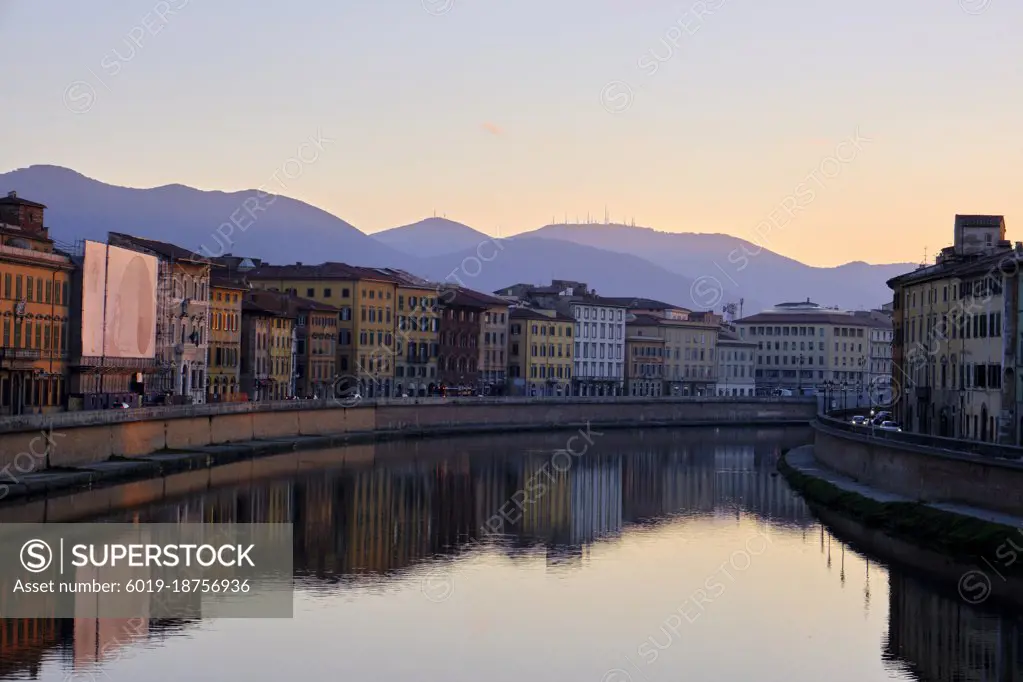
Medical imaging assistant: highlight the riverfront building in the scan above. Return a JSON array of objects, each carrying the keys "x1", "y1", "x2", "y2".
[
  {"x1": 624, "y1": 313, "x2": 665, "y2": 396},
  {"x1": 379, "y1": 268, "x2": 440, "y2": 397},
  {"x1": 240, "y1": 289, "x2": 296, "y2": 400},
  {"x1": 715, "y1": 325, "x2": 757, "y2": 397},
  {"x1": 608, "y1": 298, "x2": 722, "y2": 397},
  {"x1": 108, "y1": 233, "x2": 211, "y2": 405},
  {"x1": 436, "y1": 287, "x2": 488, "y2": 394},
  {"x1": 0, "y1": 192, "x2": 74, "y2": 415},
  {"x1": 507, "y1": 306, "x2": 575, "y2": 396},
  {"x1": 735, "y1": 300, "x2": 890, "y2": 405},
  {"x1": 887, "y1": 215, "x2": 1021, "y2": 443},
  {"x1": 207, "y1": 273, "x2": 246, "y2": 402},
  {"x1": 246, "y1": 263, "x2": 398, "y2": 398},
  {"x1": 460, "y1": 287, "x2": 510, "y2": 396},
  {"x1": 498, "y1": 281, "x2": 626, "y2": 396}
]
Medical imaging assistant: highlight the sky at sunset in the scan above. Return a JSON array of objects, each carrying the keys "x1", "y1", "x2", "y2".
[{"x1": 2, "y1": 0, "x2": 1020, "y2": 267}]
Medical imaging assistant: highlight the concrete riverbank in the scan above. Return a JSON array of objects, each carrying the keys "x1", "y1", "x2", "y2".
[
  {"x1": 0, "y1": 397, "x2": 815, "y2": 505},
  {"x1": 780, "y1": 444, "x2": 1023, "y2": 606}
]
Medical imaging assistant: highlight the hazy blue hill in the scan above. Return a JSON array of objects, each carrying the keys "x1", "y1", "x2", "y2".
[
  {"x1": 0, "y1": 165, "x2": 412, "y2": 267},
  {"x1": 517, "y1": 223, "x2": 909, "y2": 310},
  {"x1": 0, "y1": 165, "x2": 905, "y2": 314},
  {"x1": 372, "y1": 217, "x2": 493, "y2": 258},
  {"x1": 414, "y1": 236, "x2": 767, "y2": 313}
]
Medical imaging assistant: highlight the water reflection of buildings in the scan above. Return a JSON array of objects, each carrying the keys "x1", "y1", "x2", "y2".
[
  {"x1": 0, "y1": 618, "x2": 65, "y2": 678},
  {"x1": 885, "y1": 571, "x2": 1023, "y2": 681},
  {"x1": 89, "y1": 429, "x2": 818, "y2": 582},
  {"x1": 713, "y1": 445, "x2": 814, "y2": 526},
  {"x1": 4, "y1": 428, "x2": 823, "y2": 676}
]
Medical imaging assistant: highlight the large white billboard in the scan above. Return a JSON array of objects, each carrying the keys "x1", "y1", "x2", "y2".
[
  {"x1": 81, "y1": 241, "x2": 107, "y2": 357},
  {"x1": 81, "y1": 241, "x2": 158, "y2": 359}
]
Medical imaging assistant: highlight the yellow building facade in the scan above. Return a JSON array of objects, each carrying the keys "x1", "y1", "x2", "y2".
[
  {"x1": 390, "y1": 273, "x2": 439, "y2": 397},
  {"x1": 246, "y1": 263, "x2": 397, "y2": 397},
  {"x1": 0, "y1": 192, "x2": 73, "y2": 415},
  {"x1": 208, "y1": 275, "x2": 246, "y2": 402},
  {"x1": 269, "y1": 314, "x2": 294, "y2": 400},
  {"x1": 507, "y1": 307, "x2": 574, "y2": 397}
]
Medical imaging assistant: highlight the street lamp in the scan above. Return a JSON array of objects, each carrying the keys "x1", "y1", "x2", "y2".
[
  {"x1": 798, "y1": 354, "x2": 805, "y2": 394},
  {"x1": 822, "y1": 379, "x2": 834, "y2": 415},
  {"x1": 841, "y1": 381, "x2": 848, "y2": 411},
  {"x1": 857, "y1": 357, "x2": 866, "y2": 406}
]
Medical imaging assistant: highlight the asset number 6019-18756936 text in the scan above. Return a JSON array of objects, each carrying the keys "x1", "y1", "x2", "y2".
[{"x1": 124, "y1": 579, "x2": 251, "y2": 593}]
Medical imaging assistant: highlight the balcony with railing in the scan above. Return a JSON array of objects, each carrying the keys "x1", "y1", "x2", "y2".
[
  {"x1": 0, "y1": 243, "x2": 72, "y2": 266},
  {"x1": 0, "y1": 348, "x2": 41, "y2": 369}
]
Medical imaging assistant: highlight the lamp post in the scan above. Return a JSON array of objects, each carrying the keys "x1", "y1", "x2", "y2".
[
  {"x1": 798, "y1": 354, "x2": 804, "y2": 394},
  {"x1": 857, "y1": 357, "x2": 866, "y2": 406},
  {"x1": 841, "y1": 381, "x2": 848, "y2": 411}
]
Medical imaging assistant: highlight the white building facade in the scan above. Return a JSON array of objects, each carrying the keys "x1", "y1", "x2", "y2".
[
  {"x1": 715, "y1": 329, "x2": 757, "y2": 396},
  {"x1": 493, "y1": 280, "x2": 625, "y2": 396},
  {"x1": 866, "y1": 313, "x2": 893, "y2": 406},
  {"x1": 570, "y1": 299, "x2": 626, "y2": 396},
  {"x1": 736, "y1": 300, "x2": 873, "y2": 407}
]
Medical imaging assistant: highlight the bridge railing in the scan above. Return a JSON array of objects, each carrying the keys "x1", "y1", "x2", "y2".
[{"x1": 816, "y1": 413, "x2": 1023, "y2": 461}]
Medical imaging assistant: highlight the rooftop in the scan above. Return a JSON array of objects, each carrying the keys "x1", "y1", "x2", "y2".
[
  {"x1": 0, "y1": 191, "x2": 46, "y2": 209},
  {"x1": 242, "y1": 289, "x2": 340, "y2": 318},
  {"x1": 601, "y1": 296, "x2": 690, "y2": 311},
  {"x1": 509, "y1": 306, "x2": 574, "y2": 322},
  {"x1": 108, "y1": 232, "x2": 208, "y2": 264},
  {"x1": 210, "y1": 272, "x2": 249, "y2": 291},
  {"x1": 246, "y1": 261, "x2": 401, "y2": 283},
  {"x1": 625, "y1": 313, "x2": 665, "y2": 326},
  {"x1": 736, "y1": 309, "x2": 873, "y2": 326},
  {"x1": 446, "y1": 286, "x2": 510, "y2": 308},
  {"x1": 955, "y1": 214, "x2": 1005, "y2": 228},
  {"x1": 374, "y1": 267, "x2": 439, "y2": 289},
  {"x1": 888, "y1": 246, "x2": 1021, "y2": 289},
  {"x1": 718, "y1": 328, "x2": 757, "y2": 344},
  {"x1": 494, "y1": 281, "x2": 628, "y2": 307}
]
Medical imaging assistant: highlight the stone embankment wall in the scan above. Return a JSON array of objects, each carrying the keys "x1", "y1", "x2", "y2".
[
  {"x1": 814, "y1": 416, "x2": 1023, "y2": 517},
  {"x1": 0, "y1": 397, "x2": 816, "y2": 470}
]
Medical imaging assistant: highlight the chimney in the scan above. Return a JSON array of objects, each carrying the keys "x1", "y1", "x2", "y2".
[
  {"x1": 7, "y1": 191, "x2": 15, "y2": 199},
  {"x1": 296, "y1": 261, "x2": 302, "y2": 266}
]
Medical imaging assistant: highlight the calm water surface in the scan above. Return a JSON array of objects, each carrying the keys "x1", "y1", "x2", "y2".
[{"x1": 2, "y1": 426, "x2": 1022, "y2": 682}]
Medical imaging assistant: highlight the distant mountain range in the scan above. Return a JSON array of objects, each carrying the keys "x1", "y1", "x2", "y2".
[{"x1": 0, "y1": 165, "x2": 912, "y2": 314}]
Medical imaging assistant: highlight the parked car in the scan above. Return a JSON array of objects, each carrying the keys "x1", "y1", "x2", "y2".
[
  {"x1": 850, "y1": 416, "x2": 867, "y2": 426},
  {"x1": 878, "y1": 421, "x2": 902, "y2": 432},
  {"x1": 111, "y1": 402, "x2": 130, "y2": 409}
]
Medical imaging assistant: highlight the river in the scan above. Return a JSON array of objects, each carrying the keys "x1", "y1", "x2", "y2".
[{"x1": 1, "y1": 426, "x2": 1021, "y2": 682}]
